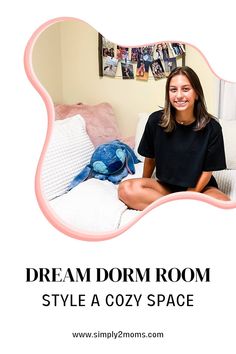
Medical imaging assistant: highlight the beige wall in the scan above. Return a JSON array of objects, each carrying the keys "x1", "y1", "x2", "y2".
[
  {"x1": 32, "y1": 19, "x2": 220, "y2": 136},
  {"x1": 185, "y1": 45, "x2": 219, "y2": 119},
  {"x1": 32, "y1": 22, "x2": 63, "y2": 103}
]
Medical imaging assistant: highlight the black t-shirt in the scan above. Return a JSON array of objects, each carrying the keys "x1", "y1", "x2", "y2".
[{"x1": 138, "y1": 110, "x2": 227, "y2": 188}]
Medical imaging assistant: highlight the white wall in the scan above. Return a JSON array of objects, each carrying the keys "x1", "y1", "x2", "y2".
[{"x1": 32, "y1": 19, "x2": 220, "y2": 136}]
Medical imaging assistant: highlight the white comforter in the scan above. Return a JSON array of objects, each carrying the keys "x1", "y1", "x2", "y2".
[
  {"x1": 49, "y1": 163, "x2": 143, "y2": 233},
  {"x1": 50, "y1": 164, "x2": 236, "y2": 233}
]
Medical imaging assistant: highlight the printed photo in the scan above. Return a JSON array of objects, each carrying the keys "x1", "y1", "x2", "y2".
[
  {"x1": 102, "y1": 37, "x2": 115, "y2": 58},
  {"x1": 135, "y1": 46, "x2": 154, "y2": 81},
  {"x1": 121, "y1": 61, "x2": 134, "y2": 79},
  {"x1": 103, "y1": 56, "x2": 118, "y2": 77},
  {"x1": 154, "y1": 42, "x2": 171, "y2": 61},
  {"x1": 164, "y1": 57, "x2": 177, "y2": 76},
  {"x1": 170, "y1": 43, "x2": 185, "y2": 57},
  {"x1": 150, "y1": 59, "x2": 165, "y2": 80},
  {"x1": 141, "y1": 46, "x2": 154, "y2": 62},
  {"x1": 136, "y1": 60, "x2": 148, "y2": 80},
  {"x1": 116, "y1": 46, "x2": 129, "y2": 62},
  {"x1": 131, "y1": 48, "x2": 139, "y2": 62}
]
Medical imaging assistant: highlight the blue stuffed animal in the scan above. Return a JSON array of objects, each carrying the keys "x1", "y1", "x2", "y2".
[{"x1": 68, "y1": 140, "x2": 140, "y2": 190}]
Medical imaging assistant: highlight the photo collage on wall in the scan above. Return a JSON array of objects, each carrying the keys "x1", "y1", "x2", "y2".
[{"x1": 100, "y1": 36, "x2": 185, "y2": 80}]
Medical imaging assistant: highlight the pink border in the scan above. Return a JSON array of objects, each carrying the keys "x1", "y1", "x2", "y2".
[{"x1": 24, "y1": 17, "x2": 236, "y2": 242}]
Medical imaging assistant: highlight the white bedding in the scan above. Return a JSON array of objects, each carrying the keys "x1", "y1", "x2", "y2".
[
  {"x1": 49, "y1": 163, "x2": 143, "y2": 233},
  {"x1": 49, "y1": 163, "x2": 236, "y2": 233},
  {"x1": 50, "y1": 179, "x2": 127, "y2": 232}
]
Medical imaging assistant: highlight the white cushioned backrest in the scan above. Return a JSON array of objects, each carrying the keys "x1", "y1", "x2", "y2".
[
  {"x1": 219, "y1": 119, "x2": 236, "y2": 169},
  {"x1": 41, "y1": 115, "x2": 95, "y2": 201}
]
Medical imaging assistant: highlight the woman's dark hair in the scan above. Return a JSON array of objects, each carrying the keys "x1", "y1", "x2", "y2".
[{"x1": 160, "y1": 66, "x2": 214, "y2": 132}]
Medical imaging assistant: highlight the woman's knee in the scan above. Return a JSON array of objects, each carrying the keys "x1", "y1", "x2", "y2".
[
  {"x1": 203, "y1": 187, "x2": 231, "y2": 201},
  {"x1": 118, "y1": 180, "x2": 134, "y2": 203},
  {"x1": 118, "y1": 179, "x2": 142, "y2": 204}
]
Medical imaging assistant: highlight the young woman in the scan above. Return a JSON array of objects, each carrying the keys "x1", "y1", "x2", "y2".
[{"x1": 118, "y1": 66, "x2": 230, "y2": 210}]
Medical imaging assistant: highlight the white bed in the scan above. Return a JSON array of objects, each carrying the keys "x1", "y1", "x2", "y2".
[{"x1": 40, "y1": 111, "x2": 236, "y2": 234}]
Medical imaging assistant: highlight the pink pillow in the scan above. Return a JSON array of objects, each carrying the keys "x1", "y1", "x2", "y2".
[
  {"x1": 55, "y1": 103, "x2": 122, "y2": 147},
  {"x1": 54, "y1": 103, "x2": 135, "y2": 148}
]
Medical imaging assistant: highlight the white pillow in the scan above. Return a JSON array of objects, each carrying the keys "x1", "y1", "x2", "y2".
[
  {"x1": 41, "y1": 115, "x2": 95, "y2": 201},
  {"x1": 219, "y1": 119, "x2": 236, "y2": 169},
  {"x1": 134, "y1": 112, "x2": 150, "y2": 161}
]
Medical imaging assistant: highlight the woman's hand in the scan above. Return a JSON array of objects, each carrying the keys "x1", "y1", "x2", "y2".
[{"x1": 187, "y1": 171, "x2": 212, "y2": 192}]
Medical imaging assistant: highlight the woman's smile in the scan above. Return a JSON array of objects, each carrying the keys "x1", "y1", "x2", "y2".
[
  {"x1": 169, "y1": 74, "x2": 198, "y2": 113},
  {"x1": 174, "y1": 100, "x2": 188, "y2": 106}
]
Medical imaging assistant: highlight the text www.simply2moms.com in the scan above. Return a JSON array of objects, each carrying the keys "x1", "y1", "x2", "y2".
[{"x1": 72, "y1": 330, "x2": 164, "y2": 340}]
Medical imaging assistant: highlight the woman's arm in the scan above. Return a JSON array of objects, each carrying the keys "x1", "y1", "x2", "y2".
[
  {"x1": 142, "y1": 157, "x2": 155, "y2": 178},
  {"x1": 187, "y1": 171, "x2": 212, "y2": 192}
]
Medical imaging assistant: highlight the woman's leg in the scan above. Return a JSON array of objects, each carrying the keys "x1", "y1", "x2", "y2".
[
  {"x1": 118, "y1": 178, "x2": 172, "y2": 211},
  {"x1": 202, "y1": 187, "x2": 231, "y2": 201}
]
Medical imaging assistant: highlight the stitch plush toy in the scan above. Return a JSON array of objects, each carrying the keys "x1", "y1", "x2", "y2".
[{"x1": 68, "y1": 140, "x2": 140, "y2": 190}]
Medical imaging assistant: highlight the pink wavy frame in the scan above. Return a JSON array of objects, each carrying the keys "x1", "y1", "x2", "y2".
[{"x1": 24, "y1": 17, "x2": 236, "y2": 242}]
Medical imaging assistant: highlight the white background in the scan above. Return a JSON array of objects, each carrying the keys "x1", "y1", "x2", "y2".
[{"x1": 1, "y1": 1, "x2": 236, "y2": 353}]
